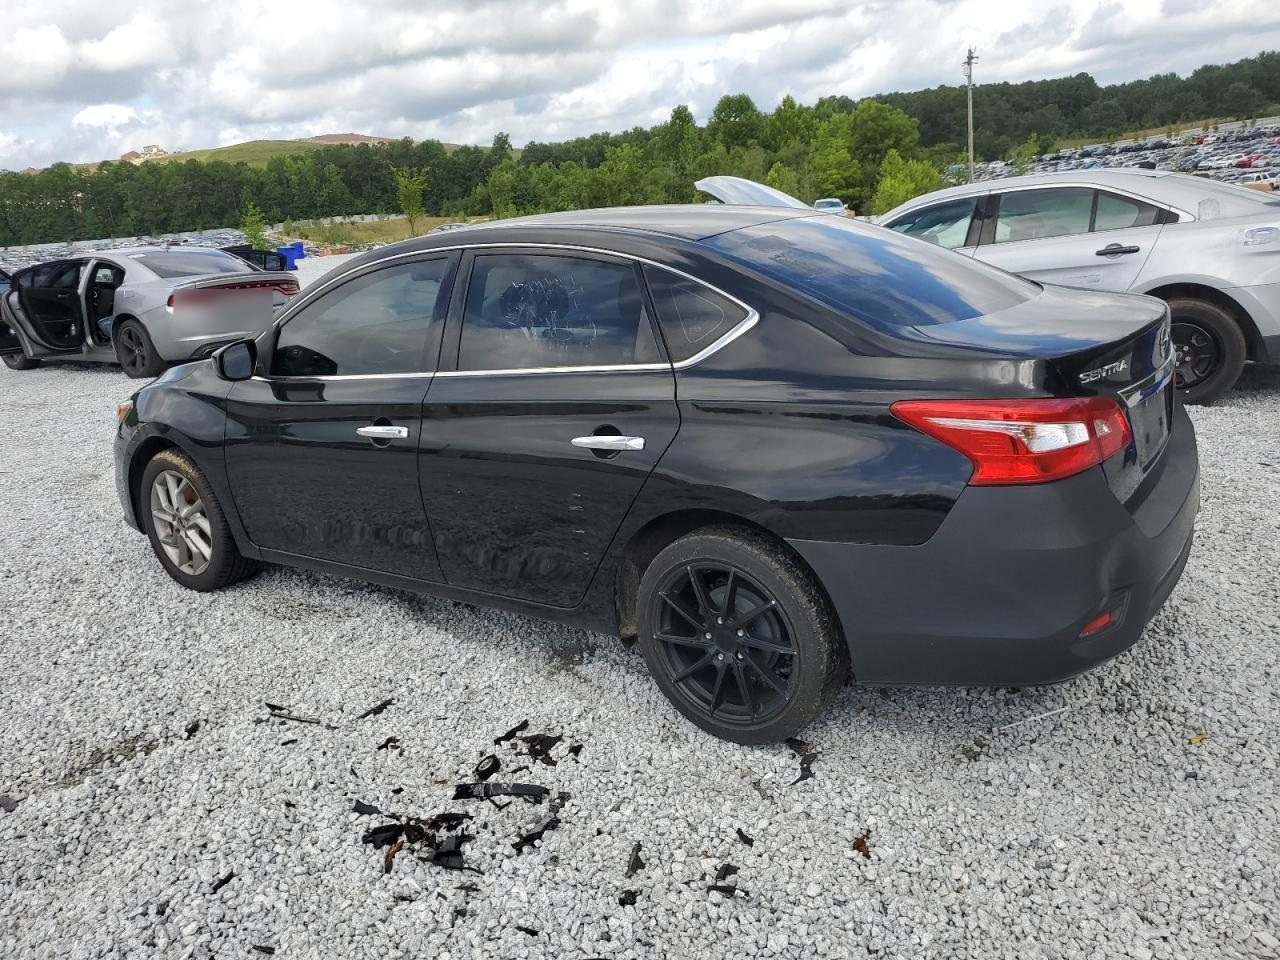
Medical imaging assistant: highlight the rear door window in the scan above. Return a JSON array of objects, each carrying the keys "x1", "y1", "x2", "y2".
[
  {"x1": 885, "y1": 197, "x2": 978, "y2": 249},
  {"x1": 992, "y1": 187, "x2": 1094, "y2": 243},
  {"x1": 642, "y1": 267, "x2": 747, "y2": 362},
  {"x1": 1093, "y1": 190, "x2": 1165, "y2": 231},
  {"x1": 457, "y1": 253, "x2": 661, "y2": 371}
]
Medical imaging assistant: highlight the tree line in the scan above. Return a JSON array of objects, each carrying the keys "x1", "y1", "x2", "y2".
[{"x1": 1, "y1": 51, "x2": 1276, "y2": 247}]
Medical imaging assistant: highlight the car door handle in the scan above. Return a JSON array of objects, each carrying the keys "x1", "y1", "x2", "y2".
[
  {"x1": 571, "y1": 435, "x2": 645, "y2": 451},
  {"x1": 356, "y1": 425, "x2": 409, "y2": 440},
  {"x1": 1096, "y1": 244, "x2": 1141, "y2": 256}
]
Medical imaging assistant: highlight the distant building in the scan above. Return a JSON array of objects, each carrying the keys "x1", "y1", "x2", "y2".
[{"x1": 140, "y1": 144, "x2": 168, "y2": 160}]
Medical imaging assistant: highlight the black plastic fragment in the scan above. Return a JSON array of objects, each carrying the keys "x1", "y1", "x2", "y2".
[
  {"x1": 356, "y1": 697, "x2": 395, "y2": 720},
  {"x1": 280, "y1": 739, "x2": 298, "y2": 746},
  {"x1": 391, "y1": 787, "x2": 404, "y2": 795},
  {"x1": 453, "y1": 782, "x2": 549, "y2": 801},
  {"x1": 184, "y1": 720, "x2": 201, "y2": 739},
  {"x1": 519, "y1": 733, "x2": 563, "y2": 766},
  {"x1": 270, "y1": 710, "x2": 323, "y2": 726},
  {"x1": 567, "y1": 743, "x2": 584, "y2": 760},
  {"x1": 513, "y1": 812, "x2": 561, "y2": 851},
  {"x1": 353, "y1": 800, "x2": 382, "y2": 816},
  {"x1": 736, "y1": 828, "x2": 754, "y2": 847},
  {"x1": 0, "y1": 795, "x2": 17, "y2": 813},
  {"x1": 425, "y1": 812, "x2": 473, "y2": 830},
  {"x1": 626, "y1": 841, "x2": 645, "y2": 877},
  {"x1": 707, "y1": 883, "x2": 749, "y2": 897},
  {"x1": 211, "y1": 871, "x2": 236, "y2": 893},
  {"x1": 618, "y1": 890, "x2": 638, "y2": 906},
  {"x1": 495, "y1": 720, "x2": 530, "y2": 744},
  {"x1": 516, "y1": 925, "x2": 538, "y2": 936},
  {"x1": 715, "y1": 863, "x2": 739, "y2": 883},
  {"x1": 475, "y1": 754, "x2": 500, "y2": 781},
  {"x1": 251, "y1": 947, "x2": 275, "y2": 955},
  {"x1": 375, "y1": 736, "x2": 400, "y2": 751},
  {"x1": 362, "y1": 823, "x2": 403, "y2": 848},
  {"x1": 786, "y1": 736, "x2": 820, "y2": 785},
  {"x1": 265, "y1": 702, "x2": 286, "y2": 712},
  {"x1": 283, "y1": 800, "x2": 295, "y2": 809},
  {"x1": 456, "y1": 882, "x2": 480, "y2": 893}
]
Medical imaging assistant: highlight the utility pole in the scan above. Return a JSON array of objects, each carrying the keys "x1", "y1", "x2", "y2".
[{"x1": 963, "y1": 47, "x2": 978, "y2": 183}]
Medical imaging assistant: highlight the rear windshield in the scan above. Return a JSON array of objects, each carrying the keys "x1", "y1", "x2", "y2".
[
  {"x1": 129, "y1": 250, "x2": 249, "y2": 278},
  {"x1": 701, "y1": 215, "x2": 1036, "y2": 329}
]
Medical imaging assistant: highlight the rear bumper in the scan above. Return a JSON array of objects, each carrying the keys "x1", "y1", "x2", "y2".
[{"x1": 788, "y1": 404, "x2": 1200, "y2": 686}]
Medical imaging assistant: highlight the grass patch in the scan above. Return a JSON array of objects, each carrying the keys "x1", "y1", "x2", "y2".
[
  {"x1": 160, "y1": 139, "x2": 329, "y2": 167},
  {"x1": 281, "y1": 216, "x2": 458, "y2": 246}
]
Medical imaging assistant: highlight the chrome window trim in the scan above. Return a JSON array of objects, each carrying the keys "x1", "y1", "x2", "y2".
[
  {"x1": 266, "y1": 241, "x2": 759, "y2": 382},
  {"x1": 887, "y1": 182, "x2": 1193, "y2": 227}
]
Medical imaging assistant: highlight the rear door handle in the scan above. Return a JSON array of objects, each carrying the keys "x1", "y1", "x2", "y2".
[
  {"x1": 571, "y1": 435, "x2": 645, "y2": 451},
  {"x1": 1096, "y1": 243, "x2": 1141, "y2": 256},
  {"x1": 356, "y1": 425, "x2": 408, "y2": 440}
]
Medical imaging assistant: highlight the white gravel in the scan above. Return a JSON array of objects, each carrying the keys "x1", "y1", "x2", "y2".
[{"x1": 1, "y1": 329, "x2": 1278, "y2": 958}]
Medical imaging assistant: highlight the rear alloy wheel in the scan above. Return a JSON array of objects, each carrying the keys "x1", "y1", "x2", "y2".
[
  {"x1": 1166, "y1": 297, "x2": 1246, "y2": 405},
  {"x1": 2, "y1": 353, "x2": 40, "y2": 371},
  {"x1": 114, "y1": 318, "x2": 165, "y2": 379},
  {"x1": 637, "y1": 526, "x2": 848, "y2": 744},
  {"x1": 140, "y1": 448, "x2": 258, "y2": 591}
]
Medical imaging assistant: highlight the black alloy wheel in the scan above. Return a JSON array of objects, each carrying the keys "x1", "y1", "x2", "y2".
[
  {"x1": 1172, "y1": 321, "x2": 1220, "y2": 390},
  {"x1": 637, "y1": 526, "x2": 848, "y2": 744},
  {"x1": 652, "y1": 562, "x2": 798, "y2": 725},
  {"x1": 114, "y1": 319, "x2": 164, "y2": 379}
]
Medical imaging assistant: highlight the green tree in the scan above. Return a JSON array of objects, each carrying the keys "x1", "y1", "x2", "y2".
[
  {"x1": 870, "y1": 149, "x2": 945, "y2": 215},
  {"x1": 765, "y1": 160, "x2": 801, "y2": 199},
  {"x1": 706, "y1": 94, "x2": 764, "y2": 149},
  {"x1": 240, "y1": 200, "x2": 270, "y2": 250},
  {"x1": 394, "y1": 166, "x2": 428, "y2": 234}
]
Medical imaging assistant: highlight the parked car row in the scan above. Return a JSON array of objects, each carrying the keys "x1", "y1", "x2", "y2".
[{"x1": 111, "y1": 202, "x2": 1198, "y2": 742}]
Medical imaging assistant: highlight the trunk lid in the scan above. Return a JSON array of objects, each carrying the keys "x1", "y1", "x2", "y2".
[
  {"x1": 172, "y1": 270, "x2": 300, "y2": 311},
  {"x1": 909, "y1": 285, "x2": 1176, "y2": 502}
]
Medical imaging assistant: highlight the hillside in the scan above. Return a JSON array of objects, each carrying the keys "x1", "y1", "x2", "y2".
[{"x1": 158, "y1": 139, "x2": 331, "y2": 167}]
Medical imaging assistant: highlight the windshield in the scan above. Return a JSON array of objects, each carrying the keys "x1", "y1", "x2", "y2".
[
  {"x1": 129, "y1": 250, "x2": 250, "y2": 278},
  {"x1": 702, "y1": 215, "x2": 1037, "y2": 330}
]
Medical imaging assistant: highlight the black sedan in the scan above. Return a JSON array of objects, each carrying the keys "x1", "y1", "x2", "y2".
[{"x1": 114, "y1": 205, "x2": 1199, "y2": 743}]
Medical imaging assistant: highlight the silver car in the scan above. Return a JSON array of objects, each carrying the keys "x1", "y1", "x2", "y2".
[
  {"x1": 0, "y1": 247, "x2": 298, "y2": 379},
  {"x1": 877, "y1": 169, "x2": 1280, "y2": 403}
]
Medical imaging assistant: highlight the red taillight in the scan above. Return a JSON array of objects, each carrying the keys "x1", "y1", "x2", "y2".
[
  {"x1": 166, "y1": 293, "x2": 174, "y2": 308},
  {"x1": 891, "y1": 396, "x2": 1132, "y2": 485}
]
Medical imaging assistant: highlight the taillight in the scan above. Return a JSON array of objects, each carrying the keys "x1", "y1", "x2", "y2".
[{"x1": 891, "y1": 397, "x2": 1132, "y2": 485}]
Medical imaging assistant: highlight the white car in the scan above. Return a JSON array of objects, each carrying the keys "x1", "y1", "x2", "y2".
[
  {"x1": 813, "y1": 198, "x2": 850, "y2": 216},
  {"x1": 877, "y1": 169, "x2": 1280, "y2": 403}
]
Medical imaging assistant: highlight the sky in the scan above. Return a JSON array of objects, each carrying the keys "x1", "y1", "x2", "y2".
[{"x1": 1, "y1": 0, "x2": 1279, "y2": 170}]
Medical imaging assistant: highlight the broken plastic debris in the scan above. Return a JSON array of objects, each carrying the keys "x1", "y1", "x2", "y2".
[
  {"x1": 269, "y1": 708, "x2": 324, "y2": 726},
  {"x1": 626, "y1": 841, "x2": 645, "y2": 877},
  {"x1": 1188, "y1": 732, "x2": 1210, "y2": 745},
  {"x1": 211, "y1": 871, "x2": 236, "y2": 893},
  {"x1": 363, "y1": 823, "x2": 403, "y2": 848},
  {"x1": 183, "y1": 720, "x2": 201, "y2": 739},
  {"x1": 852, "y1": 829, "x2": 872, "y2": 860},
  {"x1": 735, "y1": 828, "x2": 754, "y2": 847},
  {"x1": 265, "y1": 702, "x2": 286, "y2": 712},
  {"x1": 251, "y1": 947, "x2": 275, "y2": 956},
  {"x1": 786, "y1": 737, "x2": 820, "y2": 785},
  {"x1": 567, "y1": 743, "x2": 584, "y2": 760},
  {"x1": 618, "y1": 890, "x2": 638, "y2": 906},
  {"x1": 353, "y1": 800, "x2": 382, "y2": 816},
  {"x1": 495, "y1": 720, "x2": 530, "y2": 745},
  {"x1": 714, "y1": 863, "x2": 739, "y2": 883},
  {"x1": 453, "y1": 782, "x2": 549, "y2": 801},
  {"x1": 280, "y1": 739, "x2": 298, "y2": 746},
  {"x1": 707, "y1": 883, "x2": 749, "y2": 897},
  {"x1": 356, "y1": 698, "x2": 395, "y2": 720},
  {"x1": 513, "y1": 812, "x2": 561, "y2": 851},
  {"x1": 516, "y1": 925, "x2": 539, "y2": 937},
  {"x1": 375, "y1": 736, "x2": 400, "y2": 751},
  {"x1": 518, "y1": 733, "x2": 564, "y2": 766},
  {"x1": 475, "y1": 754, "x2": 501, "y2": 781}
]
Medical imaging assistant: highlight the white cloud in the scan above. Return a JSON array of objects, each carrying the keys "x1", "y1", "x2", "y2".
[
  {"x1": 4, "y1": 0, "x2": 1280, "y2": 168},
  {"x1": 71, "y1": 103, "x2": 140, "y2": 129}
]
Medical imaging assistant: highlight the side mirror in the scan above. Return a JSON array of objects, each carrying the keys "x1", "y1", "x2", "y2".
[{"x1": 214, "y1": 338, "x2": 257, "y2": 381}]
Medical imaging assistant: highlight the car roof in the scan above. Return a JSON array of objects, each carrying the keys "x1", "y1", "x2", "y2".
[
  {"x1": 460, "y1": 204, "x2": 821, "y2": 241},
  {"x1": 893, "y1": 168, "x2": 1174, "y2": 206}
]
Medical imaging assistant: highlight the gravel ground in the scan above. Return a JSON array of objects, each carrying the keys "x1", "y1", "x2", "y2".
[{"x1": 1, "y1": 331, "x2": 1277, "y2": 957}]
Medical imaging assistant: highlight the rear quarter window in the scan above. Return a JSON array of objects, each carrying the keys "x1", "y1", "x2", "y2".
[
  {"x1": 130, "y1": 251, "x2": 248, "y2": 278},
  {"x1": 701, "y1": 216, "x2": 1035, "y2": 330}
]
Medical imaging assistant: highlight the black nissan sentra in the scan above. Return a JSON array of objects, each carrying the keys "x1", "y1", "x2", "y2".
[{"x1": 114, "y1": 205, "x2": 1199, "y2": 743}]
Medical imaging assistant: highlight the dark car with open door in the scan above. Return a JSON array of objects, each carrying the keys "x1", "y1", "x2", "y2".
[{"x1": 113, "y1": 205, "x2": 1199, "y2": 743}]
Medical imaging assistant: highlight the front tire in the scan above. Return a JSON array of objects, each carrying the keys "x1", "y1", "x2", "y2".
[
  {"x1": 1166, "y1": 297, "x2": 1246, "y2": 405},
  {"x1": 114, "y1": 318, "x2": 165, "y2": 379},
  {"x1": 637, "y1": 525, "x2": 848, "y2": 744},
  {"x1": 2, "y1": 353, "x2": 40, "y2": 371},
  {"x1": 140, "y1": 448, "x2": 258, "y2": 591}
]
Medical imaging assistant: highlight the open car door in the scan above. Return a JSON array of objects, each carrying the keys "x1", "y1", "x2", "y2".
[
  {"x1": 4, "y1": 260, "x2": 88, "y2": 354},
  {"x1": 0, "y1": 267, "x2": 21, "y2": 355}
]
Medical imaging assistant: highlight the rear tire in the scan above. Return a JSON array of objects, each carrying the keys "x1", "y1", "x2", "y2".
[
  {"x1": 636, "y1": 525, "x2": 848, "y2": 744},
  {"x1": 1165, "y1": 297, "x2": 1246, "y2": 406},
  {"x1": 114, "y1": 318, "x2": 165, "y2": 379},
  {"x1": 2, "y1": 353, "x2": 40, "y2": 371},
  {"x1": 140, "y1": 448, "x2": 259, "y2": 591}
]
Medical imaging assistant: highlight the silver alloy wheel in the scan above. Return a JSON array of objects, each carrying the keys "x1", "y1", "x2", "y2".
[{"x1": 150, "y1": 469, "x2": 213, "y2": 576}]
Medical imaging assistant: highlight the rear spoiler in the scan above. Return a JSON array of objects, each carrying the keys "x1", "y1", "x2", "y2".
[{"x1": 222, "y1": 245, "x2": 288, "y2": 272}]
